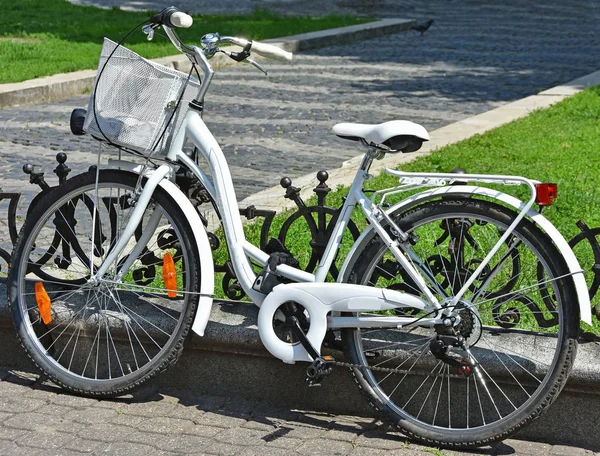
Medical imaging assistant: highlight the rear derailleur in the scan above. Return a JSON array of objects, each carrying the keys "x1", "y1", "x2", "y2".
[{"x1": 430, "y1": 330, "x2": 476, "y2": 377}]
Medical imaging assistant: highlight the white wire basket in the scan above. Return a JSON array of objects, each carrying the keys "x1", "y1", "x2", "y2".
[{"x1": 84, "y1": 38, "x2": 200, "y2": 155}]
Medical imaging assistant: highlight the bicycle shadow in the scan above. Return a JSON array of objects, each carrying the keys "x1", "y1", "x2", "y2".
[{"x1": 0, "y1": 367, "x2": 591, "y2": 454}]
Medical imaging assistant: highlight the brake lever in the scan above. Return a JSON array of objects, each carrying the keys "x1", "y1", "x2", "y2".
[
  {"x1": 246, "y1": 57, "x2": 268, "y2": 75},
  {"x1": 220, "y1": 50, "x2": 268, "y2": 75},
  {"x1": 143, "y1": 24, "x2": 158, "y2": 41}
]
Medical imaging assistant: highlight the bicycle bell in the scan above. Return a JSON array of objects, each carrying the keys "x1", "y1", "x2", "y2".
[{"x1": 200, "y1": 33, "x2": 220, "y2": 56}]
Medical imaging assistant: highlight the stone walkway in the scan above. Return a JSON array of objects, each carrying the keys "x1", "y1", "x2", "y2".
[
  {"x1": 3, "y1": 0, "x2": 600, "y2": 202},
  {"x1": 2, "y1": 1, "x2": 600, "y2": 454},
  {"x1": 0, "y1": 367, "x2": 595, "y2": 456}
]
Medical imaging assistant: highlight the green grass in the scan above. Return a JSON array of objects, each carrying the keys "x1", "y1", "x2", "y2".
[
  {"x1": 222, "y1": 86, "x2": 600, "y2": 330},
  {"x1": 0, "y1": 0, "x2": 372, "y2": 83}
]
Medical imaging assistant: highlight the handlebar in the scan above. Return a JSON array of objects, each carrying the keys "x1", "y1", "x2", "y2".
[
  {"x1": 149, "y1": 7, "x2": 293, "y2": 63},
  {"x1": 146, "y1": 6, "x2": 293, "y2": 102},
  {"x1": 219, "y1": 37, "x2": 293, "y2": 63},
  {"x1": 149, "y1": 7, "x2": 192, "y2": 29}
]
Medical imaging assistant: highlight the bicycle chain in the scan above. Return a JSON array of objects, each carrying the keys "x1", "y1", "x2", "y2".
[{"x1": 330, "y1": 359, "x2": 466, "y2": 380}]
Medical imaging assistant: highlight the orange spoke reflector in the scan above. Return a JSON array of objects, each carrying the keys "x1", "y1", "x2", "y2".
[
  {"x1": 34, "y1": 282, "x2": 52, "y2": 325},
  {"x1": 162, "y1": 253, "x2": 178, "y2": 298}
]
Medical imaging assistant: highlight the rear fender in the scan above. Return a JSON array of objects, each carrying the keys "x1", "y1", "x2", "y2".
[{"x1": 339, "y1": 185, "x2": 591, "y2": 325}]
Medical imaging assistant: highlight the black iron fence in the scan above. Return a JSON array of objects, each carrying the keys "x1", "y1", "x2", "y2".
[{"x1": 1, "y1": 154, "x2": 599, "y2": 321}]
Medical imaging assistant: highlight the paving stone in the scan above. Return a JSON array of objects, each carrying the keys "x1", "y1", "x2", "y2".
[
  {"x1": 125, "y1": 431, "x2": 209, "y2": 453},
  {"x1": 52, "y1": 394, "x2": 100, "y2": 408},
  {"x1": 348, "y1": 446, "x2": 391, "y2": 456},
  {"x1": 213, "y1": 427, "x2": 270, "y2": 446},
  {"x1": 0, "y1": 441, "x2": 45, "y2": 456},
  {"x1": 22, "y1": 385, "x2": 61, "y2": 401},
  {"x1": 62, "y1": 438, "x2": 108, "y2": 454},
  {"x1": 135, "y1": 416, "x2": 196, "y2": 434},
  {"x1": 221, "y1": 398, "x2": 263, "y2": 415},
  {"x1": 63, "y1": 406, "x2": 120, "y2": 424},
  {"x1": 77, "y1": 422, "x2": 136, "y2": 442},
  {"x1": 3, "y1": 412, "x2": 74, "y2": 433},
  {"x1": 263, "y1": 435, "x2": 304, "y2": 449},
  {"x1": 192, "y1": 411, "x2": 249, "y2": 429},
  {"x1": 169, "y1": 392, "x2": 228, "y2": 412},
  {"x1": 322, "y1": 427, "x2": 361, "y2": 442},
  {"x1": 1, "y1": 2, "x2": 600, "y2": 456},
  {"x1": 551, "y1": 445, "x2": 592, "y2": 456},
  {"x1": 0, "y1": 381, "x2": 40, "y2": 398},
  {"x1": 503, "y1": 438, "x2": 553, "y2": 455},
  {"x1": 0, "y1": 425, "x2": 27, "y2": 441},
  {"x1": 160, "y1": 403, "x2": 207, "y2": 421},
  {"x1": 183, "y1": 423, "x2": 226, "y2": 438},
  {"x1": 237, "y1": 446, "x2": 293, "y2": 456},
  {"x1": 19, "y1": 429, "x2": 76, "y2": 450},
  {"x1": 296, "y1": 437, "x2": 355, "y2": 455},
  {"x1": 202, "y1": 441, "x2": 245, "y2": 455},
  {"x1": 241, "y1": 418, "x2": 279, "y2": 432},
  {"x1": 0, "y1": 394, "x2": 49, "y2": 416},
  {"x1": 354, "y1": 430, "x2": 411, "y2": 450},
  {"x1": 97, "y1": 441, "x2": 167, "y2": 455},
  {"x1": 120, "y1": 400, "x2": 179, "y2": 418},
  {"x1": 270, "y1": 421, "x2": 327, "y2": 440}
]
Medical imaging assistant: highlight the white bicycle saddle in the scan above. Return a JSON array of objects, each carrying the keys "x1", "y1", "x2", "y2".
[{"x1": 332, "y1": 120, "x2": 429, "y2": 153}]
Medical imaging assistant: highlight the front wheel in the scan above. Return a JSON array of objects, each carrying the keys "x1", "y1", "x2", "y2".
[
  {"x1": 8, "y1": 170, "x2": 201, "y2": 397},
  {"x1": 342, "y1": 197, "x2": 579, "y2": 448}
]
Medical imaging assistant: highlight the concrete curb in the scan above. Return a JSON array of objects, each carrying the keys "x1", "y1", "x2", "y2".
[
  {"x1": 0, "y1": 18, "x2": 414, "y2": 109},
  {"x1": 264, "y1": 18, "x2": 414, "y2": 52}
]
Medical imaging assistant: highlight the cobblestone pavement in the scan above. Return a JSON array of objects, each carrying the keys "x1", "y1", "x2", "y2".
[
  {"x1": 3, "y1": 0, "x2": 600, "y2": 202},
  {"x1": 1, "y1": 3, "x2": 600, "y2": 453},
  {"x1": 0, "y1": 367, "x2": 595, "y2": 456}
]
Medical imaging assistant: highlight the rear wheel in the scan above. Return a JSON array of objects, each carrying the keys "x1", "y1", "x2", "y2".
[
  {"x1": 8, "y1": 170, "x2": 201, "y2": 397},
  {"x1": 342, "y1": 197, "x2": 578, "y2": 448}
]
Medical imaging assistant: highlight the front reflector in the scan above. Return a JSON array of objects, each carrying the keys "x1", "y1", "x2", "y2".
[
  {"x1": 535, "y1": 183, "x2": 558, "y2": 206},
  {"x1": 162, "y1": 253, "x2": 178, "y2": 298},
  {"x1": 34, "y1": 282, "x2": 52, "y2": 324}
]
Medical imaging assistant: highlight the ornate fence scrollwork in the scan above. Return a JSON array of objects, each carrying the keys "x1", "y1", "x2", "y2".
[{"x1": 2, "y1": 157, "x2": 600, "y2": 324}]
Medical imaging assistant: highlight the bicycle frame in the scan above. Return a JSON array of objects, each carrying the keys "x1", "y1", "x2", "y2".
[
  {"x1": 89, "y1": 23, "x2": 591, "y2": 364},
  {"x1": 91, "y1": 100, "x2": 592, "y2": 365}
]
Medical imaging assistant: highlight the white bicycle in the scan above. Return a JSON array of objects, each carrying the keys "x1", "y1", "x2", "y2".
[{"x1": 7, "y1": 7, "x2": 592, "y2": 448}]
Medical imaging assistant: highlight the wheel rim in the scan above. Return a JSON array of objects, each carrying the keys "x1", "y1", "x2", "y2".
[
  {"x1": 350, "y1": 207, "x2": 567, "y2": 434},
  {"x1": 14, "y1": 180, "x2": 194, "y2": 386}
]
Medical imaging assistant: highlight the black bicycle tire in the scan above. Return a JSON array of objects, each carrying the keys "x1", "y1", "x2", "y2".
[
  {"x1": 8, "y1": 169, "x2": 201, "y2": 397},
  {"x1": 342, "y1": 197, "x2": 579, "y2": 448}
]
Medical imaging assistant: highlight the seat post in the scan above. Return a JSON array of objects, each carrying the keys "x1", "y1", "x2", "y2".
[
  {"x1": 359, "y1": 153, "x2": 373, "y2": 172},
  {"x1": 360, "y1": 145, "x2": 385, "y2": 173}
]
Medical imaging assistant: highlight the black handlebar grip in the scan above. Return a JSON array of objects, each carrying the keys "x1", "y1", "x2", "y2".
[{"x1": 149, "y1": 6, "x2": 180, "y2": 28}]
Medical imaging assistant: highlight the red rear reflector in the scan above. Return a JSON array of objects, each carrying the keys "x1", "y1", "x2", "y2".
[
  {"x1": 535, "y1": 183, "x2": 557, "y2": 206},
  {"x1": 34, "y1": 282, "x2": 52, "y2": 324},
  {"x1": 162, "y1": 253, "x2": 178, "y2": 298}
]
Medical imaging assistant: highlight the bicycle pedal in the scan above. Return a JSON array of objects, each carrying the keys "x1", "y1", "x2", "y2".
[{"x1": 305, "y1": 356, "x2": 334, "y2": 387}]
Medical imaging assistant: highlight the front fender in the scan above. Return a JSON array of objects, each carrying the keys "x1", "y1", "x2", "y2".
[
  {"x1": 339, "y1": 185, "x2": 592, "y2": 325},
  {"x1": 157, "y1": 179, "x2": 215, "y2": 336}
]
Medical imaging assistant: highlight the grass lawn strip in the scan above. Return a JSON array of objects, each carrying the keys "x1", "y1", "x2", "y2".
[
  {"x1": 220, "y1": 86, "x2": 600, "y2": 329},
  {"x1": 0, "y1": 0, "x2": 371, "y2": 83}
]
